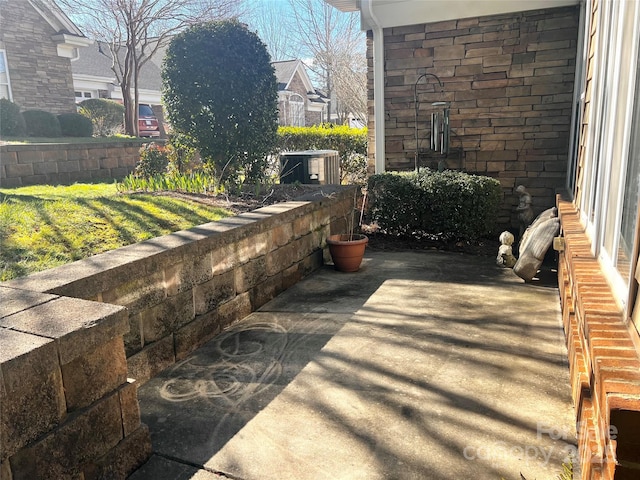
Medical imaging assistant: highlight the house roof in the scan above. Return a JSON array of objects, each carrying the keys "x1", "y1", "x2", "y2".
[
  {"x1": 28, "y1": 0, "x2": 87, "y2": 38},
  {"x1": 273, "y1": 59, "x2": 329, "y2": 107},
  {"x1": 273, "y1": 59, "x2": 303, "y2": 91},
  {"x1": 72, "y1": 41, "x2": 163, "y2": 91}
]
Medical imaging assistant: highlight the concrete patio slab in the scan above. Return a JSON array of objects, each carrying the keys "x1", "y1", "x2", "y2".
[{"x1": 132, "y1": 250, "x2": 576, "y2": 480}]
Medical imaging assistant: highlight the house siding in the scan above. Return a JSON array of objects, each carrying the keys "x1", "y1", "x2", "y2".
[
  {"x1": 368, "y1": 6, "x2": 580, "y2": 227},
  {"x1": 0, "y1": 0, "x2": 77, "y2": 114},
  {"x1": 558, "y1": 0, "x2": 640, "y2": 477}
]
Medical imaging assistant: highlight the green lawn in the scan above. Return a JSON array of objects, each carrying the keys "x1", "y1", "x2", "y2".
[{"x1": 0, "y1": 183, "x2": 233, "y2": 281}]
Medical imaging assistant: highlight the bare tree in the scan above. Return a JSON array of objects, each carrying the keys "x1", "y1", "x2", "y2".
[
  {"x1": 332, "y1": 46, "x2": 367, "y2": 124},
  {"x1": 59, "y1": 0, "x2": 244, "y2": 136},
  {"x1": 287, "y1": 0, "x2": 366, "y2": 124},
  {"x1": 243, "y1": 2, "x2": 293, "y2": 61}
]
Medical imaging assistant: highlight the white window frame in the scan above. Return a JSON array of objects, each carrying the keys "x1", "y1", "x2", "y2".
[
  {"x1": 75, "y1": 90, "x2": 95, "y2": 103},
  {"x1": 598, "y1": 0, "x2": 640, "y2": 307},
  {"x1": 567, "y1": 0, "x2": 589, "y2": 197},
  {"x1": 0, "y1": 49, "x2": 13, "y2": 101},
  {"x1": 577, "y1": 0, "x2": 640, "y2": 312},
  {"x1": 289, "y1": 93, "x2": 305, "y2": 127},
  {"x1": 580, "y1": 0, "x2": 614, "y2": 254}
]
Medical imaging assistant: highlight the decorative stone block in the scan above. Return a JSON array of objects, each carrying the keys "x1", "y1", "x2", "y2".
[
  {"x1": 235, "y1": 257, "x2": 267, "y2": 294},
  {"x1": 265, "y1": 243, "x2": 297, "y2": 277},
  {"x1": 212, "y1": 242, "x2": 239, "y2": 275},
  {"x1": 0, "y1": 287, "x2": 58, "y2": 318},
  {"x1": 216, "y1": 292, "x2": 252, "y2": 331},
  {"x1": 140, "y1": 290, "x2": 194, "y2": 344},
  {"x1": 61, "y1": 335, "x2": 128, "y2": 411},
  {"x1": 270, "y1": 223, "x2": 294, "y2": 250},
  {"x1": 118, "y1": 379, "x2": 142, "y2": 436},
  {"x1": 123, "y1": 311, "x2": 144, "y2": 357},
  {"x1": 174, "y1": 311, "x2": 221, "y2": 361},
  {"x1": 101, "y1": 270, "x2": 166, "y2": 315},
  {"x1": 82, "y1": 424, "x2": 151, "y2": 480},
  {"x1": 193, "y1": 269, "x2": 236, "y2": 315},
  {"x1": 250, "y1": 273, "x2": 283, "y2": 310},
  {"x1": 0, "y1": 329, "x2": 65, "y2": 461},
  {"x1": 127, "y1": 335, "x2": 176, "y2": 384},
  {"x1": 9, "y1": 393, "x2": 123, "y2": 480},
  {"x1": 0, "y1": 296, "x2": 128, "y2": 365}
]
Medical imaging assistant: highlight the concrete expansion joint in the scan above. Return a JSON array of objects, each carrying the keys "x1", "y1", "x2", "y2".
[{"x1": 155, "y1": 453, "x2": 242, "y2": 480}]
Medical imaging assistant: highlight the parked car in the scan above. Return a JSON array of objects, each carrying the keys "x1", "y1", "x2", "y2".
[{"x1": 138, "y1": 104, "x2": 160, "y2": 138}]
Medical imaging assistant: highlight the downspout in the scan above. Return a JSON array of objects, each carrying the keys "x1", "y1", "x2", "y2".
[{"x1": 363, "y1": 0, "x2": 386, "y2": 173}]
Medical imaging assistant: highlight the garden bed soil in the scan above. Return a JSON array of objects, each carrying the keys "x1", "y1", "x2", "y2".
[{"x1": 154, "y1": 184, "x2": 499, "y2": 257}]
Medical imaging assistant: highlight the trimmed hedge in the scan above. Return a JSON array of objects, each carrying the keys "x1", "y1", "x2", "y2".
[
  {"x1": 277, "y1": 125, "x2": 367, "y2": 184},
  {"x1": 23, "y1": 110, "x2": 62, "y2": 137},
  {"x1": 57, "y1": 113, "x2": 93, "y2": 137},
  {"x1": 0, "y1": 99, "x2": 26, "y2": 136},
  {"x1": 367, "y1": 170, "x2": 502, "y2": 240},
  {"x1": 78, "y1": 98, "x2": 124, "y2": 136}
]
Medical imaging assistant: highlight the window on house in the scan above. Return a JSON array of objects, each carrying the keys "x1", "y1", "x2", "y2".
[
  {"x1": 616, "y1": 47, "x2": 640, "y2": 284},
  {"x1": 290, "y1": 94, "x2": 305, "y2": 127},
  {"x1": 0, "y1": 50, "x2": 12, "y2": 101},
  {"x1": 577, "y1": 0, "x2": 640, "y2": 310},
  {"x1": 75, "y1": 91, "x2": 93, "y2": 103}
]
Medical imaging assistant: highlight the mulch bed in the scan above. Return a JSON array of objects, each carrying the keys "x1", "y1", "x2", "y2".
[{"x1": 154, "y1": 185, "x2": 500, "y2": 257}]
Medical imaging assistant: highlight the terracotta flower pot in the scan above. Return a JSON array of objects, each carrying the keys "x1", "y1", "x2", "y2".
[{"x1": 326, "y1": 234, "x2": 369, "y2": 272}]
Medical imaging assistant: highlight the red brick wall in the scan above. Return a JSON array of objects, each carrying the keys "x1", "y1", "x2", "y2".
[
  {"x1": 369, "y1": 6, "x2": 579, "y2": 227},
  {"x1": 558, "y1": 199, "x2": 640, "y2": 480}
]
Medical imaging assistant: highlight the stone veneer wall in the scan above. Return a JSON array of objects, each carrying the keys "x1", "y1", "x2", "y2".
[
  {"x1": 0, "y1": 185, "x2": 355, "y2": 478},
  {"x1": 0, "y1": 0, "x2": 78, "y2": 114},
  {"x1": 557, "y1": 199, "x2": 640, "y2": 479},
  {"x1": 368, "y1": 6, "x2": 579, "y2": 226},
  {"x1": 0, "y1": 141, "x2": 148, "y2": 188}
]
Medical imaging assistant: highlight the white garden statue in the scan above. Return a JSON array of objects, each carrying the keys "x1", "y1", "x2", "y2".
[{"x1": 496, "y1": 231, "x2": 517, "y2": 268}]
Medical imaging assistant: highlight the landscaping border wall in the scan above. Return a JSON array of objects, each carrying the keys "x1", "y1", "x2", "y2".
[
  {"x1": 0, "y1": 141, "x2": 150, "y2": 188},
  {"x1": 0, "y1": 185, "x2": 355, "y2": 479}
]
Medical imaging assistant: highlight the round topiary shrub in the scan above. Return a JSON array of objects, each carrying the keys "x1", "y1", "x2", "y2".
[
  {"x1": 57, "y1": 112, "x2": 93, "y2": 137},
  {"x1": 0, "y1": 99, "x2": 26, "y2": 137},
  {"x1": 23, "y1": 110, "x2": 62, "y2": 137},
  {"x1": 163, "y1": 20, "x2": 278, "y2": 183},
  {"x1": 78, "y1": 98, "x2": 124, "y2": 136}
]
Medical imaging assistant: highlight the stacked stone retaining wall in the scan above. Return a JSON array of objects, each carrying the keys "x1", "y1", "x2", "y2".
[
  {"x1": 0, "y1": 185, "x2": 355, "y2": 478},
  {"x1": 0, "y1": 141, "x2": 149, "y2": 188}
]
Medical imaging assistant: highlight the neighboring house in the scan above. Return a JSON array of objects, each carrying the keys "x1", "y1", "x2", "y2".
[
  {"x1": 72, "y1": 51, "x2": 326, "y2": 128},
  {"x1": 273, "y1": 59, "x2": 328, "y2": 126},
  {"x1": 71, "y1": 40, "x2": 162, "y2": 106},
  {"x1": 0, "y1": 0, "x2": 91, "y2": 114},
  {"x1": 327, "y1": 1, "x2": 640, "y2": 479}
]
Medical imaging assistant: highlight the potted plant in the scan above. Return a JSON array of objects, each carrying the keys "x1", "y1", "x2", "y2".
[{"x1": 327, "y1": 188, "x2": 368, "y2": 272}]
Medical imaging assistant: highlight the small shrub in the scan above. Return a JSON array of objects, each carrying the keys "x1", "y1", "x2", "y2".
[
  {"x1": 57, "y1": 113, "x2": 93, "y2": 137},
  {"x1": 23, "y1": 110, "x2": 62, "y2": 137},
  {"x1": 0, "y1": 99, "x2": 26, "y2": 136},
  {"x1": 78, "y1": 99, "x2": 124, "y2": 136},
  {"x1": 367, "y1": 169, "x2": 502, "y2": 240},
  {"x1": 135, "y1": 142, "x2": 170, "y2": 178},
  {"x1": 277, "y1": 125, "x2": 368, "y2": 184}
]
